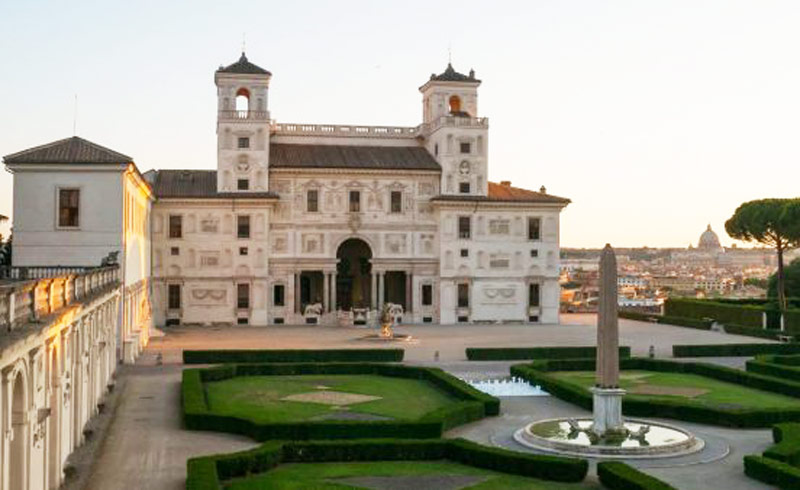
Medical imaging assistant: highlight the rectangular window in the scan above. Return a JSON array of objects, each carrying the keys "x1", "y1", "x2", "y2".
[
  {"x1": 458, "y1": 216, "x2": 471, "y2": 239},
  {"x1": 58, "y1": 188, "x2": 80, "y2": 228},
  {"x1": 390, "y1": 191, "x2": 402, "y2": 213},
  {"x1": 239, "y1": 247, "x2": 248, "y2": 256},
  {"x1": 460, "y1": 248, "x2": 469, "y2": 258},
  {"x1": 421, "y1": 284, "x2": 433, "y2": 306},
  {"x1": 307, "y1": 189, "x2": 319, "y2": 212},
  {"x1": 460, "y1": 142, "x2": 471, "y2": 154},
  {"x1": 238, "y1": 137, "x2": 250, "y2": 149},
  {"x1": 457, "y1": 283, "x2": 470, "y2": 308},
  {"x1": 530, "y1": 249, "x2": 539, "y2": 258},
  {"x1": 168, "y1": 284, "x2": 181, "y2": 310},
  {"x1": 237, "y1": 283, "x2": 250, "y2": 309},
  {"x1": 169, "y1": 215, "x2": 182, "y2": 238},
  {"x1": 528, "y1": 217, "x2": 541, "y2": 240},
  {"x1": 237, "y1": 215, "x2": 250, "y2": 239},
  {"x1": 459, "y1": 182, "x2": 471, "y2": 194},
  {"x1": 237, "y1": 179, "x2": 249, "y2": 190},
  {"x1": 170, "y1": 247, "x2": 179, "y2": 256},
  {"x1": 529, "y1": 283, "x2": 541, "y2": 307},
  {"x1": 273, "y1": 284, "x2": 285, "y2": 306},
  {"x1": 349, "y1": 190, "x2": 361, "y2": 212}
]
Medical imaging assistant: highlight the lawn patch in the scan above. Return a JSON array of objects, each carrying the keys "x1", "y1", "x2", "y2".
[
  {"x1": 186, "y1": 438, "x2": 591, "y2": 490},
  {"x1": 183, "y1": 363, "x2": 499, "y2": 441},
  {"x1": 511, "y1": 358, "x2": 800, "y2": 427}
]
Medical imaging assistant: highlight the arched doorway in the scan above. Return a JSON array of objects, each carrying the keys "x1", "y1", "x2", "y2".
[
  {"x1": 336, "y1": 239, "x2": 372, "y2": 310},
  {"x1": 10, "y1": 370, "x2": 27, "y2": 490}
]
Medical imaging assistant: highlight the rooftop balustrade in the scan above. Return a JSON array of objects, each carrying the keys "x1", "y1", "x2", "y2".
[
  {"x1": 272, "y1": 122, "x2": 420, "y2": 139},
  {"x1": 0, "y1": 266, "x2": 119, "y2": 332}
]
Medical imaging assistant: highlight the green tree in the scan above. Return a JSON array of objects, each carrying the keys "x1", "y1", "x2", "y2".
[
  {"x1": 726, "y1": 198, "x2": 800, "y2": 311},
  {"x1": 768, "y1": 259, "x2": 800, "y2": 305}
]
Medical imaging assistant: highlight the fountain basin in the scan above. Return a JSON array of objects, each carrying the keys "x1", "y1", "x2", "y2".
[
  {"x1": 356, "y1": 333, "x2": 415, "y2": 342},
  {"x1": 515, "y1": 418, "x2": 704, "y2": 459}
]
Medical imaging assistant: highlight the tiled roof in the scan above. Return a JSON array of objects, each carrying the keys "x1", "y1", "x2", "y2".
[
  {"x1": 217, "y1": 52, "x2": 271, "y2": 75},
  {"x1": 3, "y1": 136, "x2": 133, "y2": 165},
  {"x1": 432, "y1": 182, "x2": 570, "y2": 205},
  {"x1": 429, "y1": 63, "x2": 480, "y2": 83},
  {"x1": 149, "y1": 170, "x2": 278, "y2": 199},
  {"x1": 269, "y1": 143, "x2": 441, "y2": 171}
]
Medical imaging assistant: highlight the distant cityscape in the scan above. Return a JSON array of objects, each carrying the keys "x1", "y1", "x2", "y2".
[{"x1": 560, "y1": 224, "x2": 798, "y2": 312}]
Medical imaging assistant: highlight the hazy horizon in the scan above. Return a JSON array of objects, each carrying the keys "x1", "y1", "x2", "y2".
[{"x1": 1, "y1": 1, "x2": 798, "y2": 248}]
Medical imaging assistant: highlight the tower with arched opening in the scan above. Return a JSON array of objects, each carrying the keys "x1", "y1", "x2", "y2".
[
  {"x1": 420, "y1": 63, "x2": 487, "y2": 197},
  {"x1": 215, "y1": 52, "x2": 272, "y2": 193}
]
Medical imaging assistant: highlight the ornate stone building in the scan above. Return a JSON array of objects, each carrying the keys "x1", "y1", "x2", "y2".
[
  {"x1": 3, "y1": 53, "x2": 570, "y2": 329},
  {"x1": 145, "y1": 54, "x2": 570, "y2": 326}
]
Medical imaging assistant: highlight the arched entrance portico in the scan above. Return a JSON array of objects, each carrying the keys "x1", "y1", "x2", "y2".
[{"x1": 336, "y1": 238, "x2": 373, "y2": 310}]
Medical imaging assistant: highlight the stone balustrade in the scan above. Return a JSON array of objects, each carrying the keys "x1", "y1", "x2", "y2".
[
  {"x1": 420, "y1": 115, "x2": 489, "y2": 134},
  {"x1": 218, "y1": 110, "x2": 270, "y2": 121},
  {"x1": 0, "y1": 266, "x2": 119, "y2": 332},
  {"x1": 272, "y1": 122, "x2": 420, "y2": 139}
]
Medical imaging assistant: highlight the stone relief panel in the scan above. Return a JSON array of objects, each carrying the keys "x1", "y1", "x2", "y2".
[
  {"x1": 385, "y1": 233, "x2": 407, "y2": 254},
  {"x1": 479, "y1": 283, "x2": 517, "y2": 305},
  {"x1": 418, "y1": 181, "x2": 436, "y2": 197},
  {"x1": 489, "y1": 254, "x2": 510, "y2": 269},
  {"x1": 200, "y1": 215, "x2": 219, "y2": 233},
  {"x1": 489, "y1": 219, "x2": 510, "y2": 235},
  {"x1": 271, "y1": 233, "x2": 288, "y2": 253},
  {"x1": 302, "y1": 233, "x2": 324, "y2": 254},
  {"x1": 272, "y1": 179, "x2": 291, "y2": 194},
  {"x1": 275, "y1": 202, "x2": 291, "y2": 220},
  {"x1": 421, "y1": 234, "x2": 435, "y2": 255},
  {"x1": 199, "y1": 252, "x2": 220, "y2": 268},
  {"x1": 189, "y1": 288, "x2": 227, "y2": 306}
]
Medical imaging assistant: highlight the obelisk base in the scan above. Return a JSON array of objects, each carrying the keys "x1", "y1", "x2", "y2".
[{"x1": 591, "y1": 387, "x2": 627, "y2": 437}]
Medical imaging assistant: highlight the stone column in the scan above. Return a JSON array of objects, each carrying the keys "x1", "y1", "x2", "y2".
[
  {"x1": 371, "y1": 272, "x2": 378, "y2": 310},
  {"x1": 378, "y1": 272, "x2": 385, "y2": 310},
  {"x1": 591, "y1": 244, "x2": 625, "y2": 437},
  {"x1": 405, "y1": 272, "x2": 413, "y2": 314},
  {"x1": 294, "y1": 273, "x2": 301, "y2": 314},
  {"x1": 323, "y1": 273, "x2": 330, "y2": 313},
  {"x1": 331, "y1": 272, "x2": 337, "y2": 312}
]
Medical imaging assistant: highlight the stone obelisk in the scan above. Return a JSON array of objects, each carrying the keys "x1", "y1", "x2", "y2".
[{"x1": 591, "y1": 244, "x2": 626, "y2": 437}]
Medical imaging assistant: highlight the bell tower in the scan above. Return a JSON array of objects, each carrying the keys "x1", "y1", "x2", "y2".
[
  {"x1": 420, "y1": 63, "x2": 488, "y2": 196},
  {"x1": 214, "y1": 52, "x2": 272, "y2": 193}
]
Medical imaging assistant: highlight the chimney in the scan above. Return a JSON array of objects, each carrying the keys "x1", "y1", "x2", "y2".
[
  {"x1": 500, "y1": 180, "x2": 511, "y2": 187},
  {"x1": 540, "y1": 185, "x2": 547, "y2": 194}
]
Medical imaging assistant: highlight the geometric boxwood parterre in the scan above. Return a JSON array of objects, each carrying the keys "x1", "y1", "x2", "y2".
[
  {"x1": 186, "y1": 438, "x2": 590, "y2": 490},
  {"x1": 510, "y1": 357, "x2": 800, "y2": 428},
  {"x1": 183, "y1": 348, "x2": 405, "y2": 364},
  {"x1": 183, "y1": 362, "x2": 500, "y2": 441},
  {"x1": 597, "y1": 461, "x2": 676, "y2": 490}
]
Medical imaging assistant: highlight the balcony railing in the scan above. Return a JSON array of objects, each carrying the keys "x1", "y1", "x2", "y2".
[
  {"x1": 0, "y1": 266, "x2": 120, "y2": 332},
  {"x1": 218, "y1": 110, "x2": 269, "y2": 121}
]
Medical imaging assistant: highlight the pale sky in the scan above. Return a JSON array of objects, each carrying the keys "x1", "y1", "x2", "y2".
[{"x1": 1, "y1": 1, "x2": 798, "y2": 247}]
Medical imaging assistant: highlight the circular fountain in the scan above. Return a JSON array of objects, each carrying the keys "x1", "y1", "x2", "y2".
[
  {"x1": 514, "y1": 418, "x2": 703, "y2": 458},
  {"x1": 357, "y1": 304, "x2": 414, "y2": 342}
]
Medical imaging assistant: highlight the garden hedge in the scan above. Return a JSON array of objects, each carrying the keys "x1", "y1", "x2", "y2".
[
  {"x1": 665, "y1": 298, "x2": 765, "y2": 327},
  {"x1": 465, "y1": 346, "x2": 631, "y2": 361},
  {"x1": 597, "y1": 462, "x2": 676, "y2": 490},
  {"x1": 186, "y1": 438, "x2": 590, "y2": 489},
  {"x1": 673, "y1": 343, "x2": 800, "y2": 358},
  {"x1": 618, "y1": 311, "x2": 713, "y2": 330},
  {"x1": 510, "y1": 357, "x2": 800, "y2": 427},
  {"x1": 744, "y1": 456, "x2": 800, "y2": 489},
  {"x1": 182, "y1": 348, "x2": 404, "y2": 364},
  {"x1": 744, "y1": 423, "x2": 800, "y2": 488},
  {"x1": 183, "y1": 362, "x2": 499, "y2": 441},
  {"x1": 747, "y1": 357, "x2": 800, "y2": 381}
]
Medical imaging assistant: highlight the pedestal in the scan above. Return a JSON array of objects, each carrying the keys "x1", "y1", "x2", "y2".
[{"x1": 591, "y1": 387, "x2": 626, "y2": 436}]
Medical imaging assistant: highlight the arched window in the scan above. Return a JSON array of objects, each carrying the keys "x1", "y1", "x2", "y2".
[
  {"x1": 235, "y1": 88, "x2": 250, "y2": 114},
  {"x1": 448, "y1": 95, "x2": 462, "y2": 114}
]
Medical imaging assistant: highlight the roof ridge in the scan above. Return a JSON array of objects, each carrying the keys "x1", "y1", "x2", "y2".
[{"x1": 3, "y1": 136, "x2": 132, "y2": 164}]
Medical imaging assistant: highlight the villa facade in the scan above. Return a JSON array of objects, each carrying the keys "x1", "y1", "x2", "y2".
[{"x1": 4, "y1": 53, "x2": 570, "y2": 328}]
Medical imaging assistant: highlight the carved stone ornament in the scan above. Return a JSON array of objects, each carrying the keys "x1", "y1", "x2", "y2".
[{"x1": 348, "y1": 213, "x2": 362, "y2": 232}]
